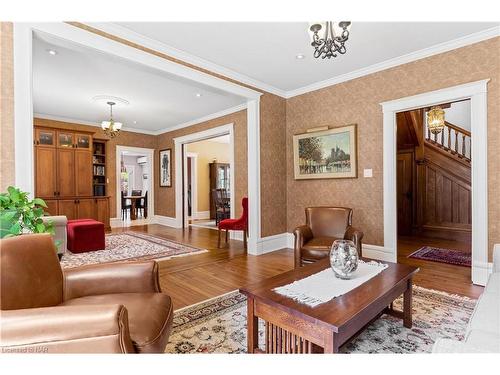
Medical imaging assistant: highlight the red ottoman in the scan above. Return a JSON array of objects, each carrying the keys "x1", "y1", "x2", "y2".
[{"x1": 67, "y1": 219, "x2": 105, "y2": 253}]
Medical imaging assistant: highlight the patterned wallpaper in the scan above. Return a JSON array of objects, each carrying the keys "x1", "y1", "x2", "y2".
[{"x1": 286, "y1": 37, "x2": 500, "y2": 259}]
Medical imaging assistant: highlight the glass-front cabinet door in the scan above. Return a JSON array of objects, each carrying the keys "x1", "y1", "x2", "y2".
[
  {"x1": 57, "y1": 131, "x2": 74, "y2": 148},
  {"x1": 35, "y1": 128, "x2": 56, "y2": 147},
  {"x1": 76, "y1": 133, "x2": 92, "y2": 149},
  {"x1": 216, "y1": 165, "x2": 230, "y2": 190}
]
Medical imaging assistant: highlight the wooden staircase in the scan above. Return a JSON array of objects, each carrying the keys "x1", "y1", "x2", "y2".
[{"x1": 425, "y1": 121, "x2": 471, "y2": 164}]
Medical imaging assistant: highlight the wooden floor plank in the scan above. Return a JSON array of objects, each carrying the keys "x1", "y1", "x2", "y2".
[{"x1": 111, "y1": 225, "x2": 482, "y2": 310}]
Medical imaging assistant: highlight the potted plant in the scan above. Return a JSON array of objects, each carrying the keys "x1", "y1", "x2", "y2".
[{"x1": 0, "y1": 186, "x2": 55, "y2": 238}]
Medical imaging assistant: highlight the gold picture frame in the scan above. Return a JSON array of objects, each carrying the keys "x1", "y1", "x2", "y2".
[{"x1": 293, "y1": 124, "x2": 357, "y2": 180}]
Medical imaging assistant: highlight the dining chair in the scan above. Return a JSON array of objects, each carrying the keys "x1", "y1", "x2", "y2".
[
  {"x1": 136, "y1": 191, "x2": 148, "y2": 219},
  {"x1": 121, "y1": 191, "x2": 132, "y2": 220},
  {"x1": 212, "y1": 189, "x2": 230, "y2": 225},
  {"x1": 218, "y1": 197, "x2": 248, "y2": 249},
  {"x1": 131, "y1": 190, "x2": 142, "y2": 196}
]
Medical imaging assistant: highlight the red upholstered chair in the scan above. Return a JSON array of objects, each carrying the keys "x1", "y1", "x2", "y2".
[{"x1": 218, "y1": 197, "x2": 248, "y2": 249}]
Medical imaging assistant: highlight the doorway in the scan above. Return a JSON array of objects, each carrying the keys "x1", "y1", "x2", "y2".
[
  {"x1": 395, "y1": 100, "x2": 473, "y2": 284},
  {"x1": 116, "y1": 146, "x2": 154, "y2": 227},
  {"x1": 183, "y1": 134, "x2": 233, "y2": 231}
]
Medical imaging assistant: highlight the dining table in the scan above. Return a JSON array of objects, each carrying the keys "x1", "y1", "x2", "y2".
[{"x1": 124, "y1": 195, "x2": 146, "y2": 220}]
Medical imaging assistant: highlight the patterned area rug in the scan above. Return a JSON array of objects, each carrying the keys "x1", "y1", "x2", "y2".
[
  {"x1": 60, "y1": 231, "x2": 207, "y2": 269},
  {"x1": 165, "y1": 287, "x2": 475, "y2": 354},
  {"x1": 408, "y1": 246, "x2": 471, "y2": 267}
]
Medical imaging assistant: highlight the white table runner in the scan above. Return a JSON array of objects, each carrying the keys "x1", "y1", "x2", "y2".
[{"x1": 273, "y1": 260, "x2": 388, "y2": 307}]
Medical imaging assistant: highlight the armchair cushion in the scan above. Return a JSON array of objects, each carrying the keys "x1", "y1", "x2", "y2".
[
  {"x1": 63, "y1": 261, "x2": 161, "y2": 301},
  {"x1": 0, "y1": 304, "x2": 134, "y2": 353},
  {"x1": 61, "y1": 293, "x2": 173, "y2": 353},
  {"x1": 301, "y1": 236, "x2": 339, "y2": 262}
]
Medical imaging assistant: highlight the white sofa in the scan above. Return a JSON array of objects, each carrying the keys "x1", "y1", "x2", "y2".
[{"x1": 433, "y1": 244, "x2": 500, "y2": 353}]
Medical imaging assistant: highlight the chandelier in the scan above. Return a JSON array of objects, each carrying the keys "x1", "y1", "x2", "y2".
[
  {"x1": 309, "y1": 22, "x2": 351, "y2": 59},
  {"x1": 427, "y1": 106, "x2": 445, "y2": 135},
  {"x1": 101, "y1": 101, "x2": 122, "y2": 138}
]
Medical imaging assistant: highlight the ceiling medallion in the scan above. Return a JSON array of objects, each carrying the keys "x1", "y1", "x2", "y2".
[
  {"x1": 427, "y1": 106, "x2": 446, "y2": 135},
  {"x1": 309, "y1": 22, "x2": 351, "y2": 59},
  {"x1": 101, "y1": 101, "x2": 123, "y2": 138}
]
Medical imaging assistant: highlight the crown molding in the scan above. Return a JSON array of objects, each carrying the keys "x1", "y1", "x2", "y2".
[
  {"x1": 285, "y1": 26, "x2": 500, "y2": 98},
  {"x1": 85, "y1": 22, "x2": 288, "y2": 98},
  {"x1": 33, "y1": 113, "x2": 159, "y2": 135},
  {"x1": 155, "y1": 103, "x2": 247, "y2": 135}
]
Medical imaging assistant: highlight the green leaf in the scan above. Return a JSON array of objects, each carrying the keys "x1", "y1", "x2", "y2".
[
  {"x1": 35, "y1": 222, "x2": 46, "y2": 233},
  {"x1": 33, "y1": 198, "x2": 48, "y2": 208},
  {"x1": 9, "y1": 222, "x2": 22, "y2": 235}
]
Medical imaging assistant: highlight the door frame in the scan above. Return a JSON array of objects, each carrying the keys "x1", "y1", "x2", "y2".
[
  {"x1": 115, "y1": 145, "x2": 155, "y2": 226},
  {"x1": 174, "y1": 124, "x2": 235, "y2": 231},
  {"x1": 183, "y1": 152, "x2": 198, "y2": 221},
  {"x1": 381, "y1": 79, "x2": 490, "y2": 285}
]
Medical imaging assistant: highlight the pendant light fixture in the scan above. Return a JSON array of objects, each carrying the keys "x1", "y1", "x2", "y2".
[
  {"x1": 309, "y1": 22, "x2": 351, "y2": 59},
  {"x1": 427, "y1": 106, "x2": 445, "y2": 135},
  {"x1": 101, "y1": 101, "x2": 122, "y2": 138}
]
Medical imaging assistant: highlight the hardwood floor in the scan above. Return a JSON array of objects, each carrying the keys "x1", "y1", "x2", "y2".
[{"x1": 112, "y1": 225, "x2": 483, "y2": 310}]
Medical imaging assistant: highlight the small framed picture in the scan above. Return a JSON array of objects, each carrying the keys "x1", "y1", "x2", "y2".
[{"x1": 159, "y1": 149, "x2": 172, "y2": 187}]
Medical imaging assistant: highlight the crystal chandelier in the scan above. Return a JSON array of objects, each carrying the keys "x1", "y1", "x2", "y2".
[
  {"x1": 427, "y1": 106, "x2": 445, "y2": 135},
  {"x1": 101, "y1": 101, "x2": 122, "y2": 138},
  {"x1": 309, "y1": 22, "x2": 351, "y2": 59}
]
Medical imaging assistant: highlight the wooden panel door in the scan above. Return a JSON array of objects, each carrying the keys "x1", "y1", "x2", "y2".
[
  {"x1": 35, "y1": 147, "x2": 57, "y2": 198},
  {"x1": 77, "y1": 198, "x2": 94, "y2": 219},
  {"x1": 397, "y1": 151, "x2": 413, "y2": 236},
  {"x1": 75, "y1": 149, "x2": 93, "y2": 196},
  {"x1": 58, "y1": 199, "x2": 77, "y2": 220},
  {"x1": 94, "y1": 197, "x2": 110, "y2": 229},
  {"x1": 44, "y1": 200, "x2": 58, "y2": 216},
  {"x1": 57, "y1": 148, "x2": 75, "y2": 197}
]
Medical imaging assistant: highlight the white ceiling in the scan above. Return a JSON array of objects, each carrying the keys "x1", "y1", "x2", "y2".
[
  {"x1": 116, "y1": 22, "x2": 499, "y2": 93},
  {"x1": 33, "y1": 32, "x2": 245, "y2": 133}
]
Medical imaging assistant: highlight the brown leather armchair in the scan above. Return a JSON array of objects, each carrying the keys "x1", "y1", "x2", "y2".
[
  {"x1": 294, "y1": 207, "x2": 364, "y2": 268},
  {"x1": 0, "y1": 234, "x2": 173, "y2": 353}
]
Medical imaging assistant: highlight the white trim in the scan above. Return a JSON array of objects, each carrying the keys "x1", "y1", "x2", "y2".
[
  {"x1": 380, "y1": 80, "x2": 490, "y2": 286},
  {"x1": 286, "y1": 27, "x2": 500, "y2": 98},
  {"x1": 362, "y1": 244, "x2": 394, "y2": 262},
  {"x1": 87, "y1": 22, "x2": 287, "y2": 98},
  {"x1": 153, "y1": 215, "x2": 182, "y2": 228},
  {"x1": 192, "y1": 211, "x2": 210, "y2": 220},
  {"x1": 34, "y1": 113, "x2": 159, "y2": 135},
  {"x1": 13, "y1": 23, "x2": 35, "y2": 195},
  {"x1": 246, "y1": 99, "x2": 261, "y2": 254},
  {"x1": 156, "y1": 104, "x2": 247, "y2": 135},
  {"x1": 254, "y1": 233, "x2": 292, "y2": 255},
  {"x1": 184, "y1": 152, "x2": 198, "y2": 224},
  {"x1": 115, "y1": 145, "x2": 155, "y2": 221},
  {"x1": 174, "y1": 124, "x2": 235, "y2": 230}
]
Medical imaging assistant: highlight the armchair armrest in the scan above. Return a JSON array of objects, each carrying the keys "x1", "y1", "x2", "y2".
[
  {"x1": 0, "y1": 305, "x2": 134, "y2": 353},
  {"x1": 344, "y1": 226, "x2": 364, "y2": 256},
  {"x1": 63, "y1": 261, "x2": 161, "y2": 301},
  {"x1": 293, "y1": 225, "x2": 313, "y2": 268}
]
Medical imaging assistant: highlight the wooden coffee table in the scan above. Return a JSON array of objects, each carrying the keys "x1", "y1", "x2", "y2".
[{"x1": 239, "y1": 258, "x2": 419, "y2": 354}]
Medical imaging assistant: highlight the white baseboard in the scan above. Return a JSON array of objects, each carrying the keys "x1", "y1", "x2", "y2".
[
  {"x1": 153, "y1": 215, "x2": 182, "y2": 228},
  {"x1": 193, "y1": 211, "x2": 210, "y2": 220},
  {"x1": 254, "y1": 232, "x2": 292, "y2": 255},
  {"x1": 472, "y1": 261, "x2": 494, "y2": 286},
  {"x1": 362, "y1": 244, "x2": 395, "y2": 262}
]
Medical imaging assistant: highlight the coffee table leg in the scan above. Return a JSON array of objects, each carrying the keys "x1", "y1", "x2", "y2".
[
  {"x1": 403, "y1": 279, "x2": 413, "y2": 328},
  {"x1": 247, "y1": 296, "x2": 259, "y2": 353},
  {"x1": 323, "y1": 333, "x2": 338, "y2": 354}
]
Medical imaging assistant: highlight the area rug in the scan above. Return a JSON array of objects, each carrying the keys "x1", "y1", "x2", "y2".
[
  {"x1": 165, "y1": 287, "x2": 476, "y2": 354},
  {"x1": 408, "y1": 246, "x2": 471, "y2": 267},
  {"x1": 60, "y1": 231, "x2": 207, "y2": 269}
]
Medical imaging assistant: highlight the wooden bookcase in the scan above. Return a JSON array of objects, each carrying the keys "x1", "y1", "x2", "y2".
[{"x1": 92, "y1": 140, "x2": 107, "y2": 196}]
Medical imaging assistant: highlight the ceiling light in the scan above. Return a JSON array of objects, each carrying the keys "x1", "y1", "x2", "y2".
[
  {"x1": 295, "y1": 54, "x2": 305, "y2": 60},
  {"x1": 308, "y1": 22, "x2": 351, "y2": 59},
  {"x1": 195, "y1": 93, "x2": 202, "y2": 98},
  {"x1": 101, "y1": 101, "x2": 122, "y2": 138},
  {"x1": 47, "y1": 49, "x2": 58, "y2": 56},
  {"x1": 427, "y1": 106, "x2": 445, "y2": 135}
]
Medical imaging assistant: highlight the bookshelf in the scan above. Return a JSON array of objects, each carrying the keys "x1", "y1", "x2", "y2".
[{"x1": 92, "y1": 140, "x2": 107, "y2": 196}]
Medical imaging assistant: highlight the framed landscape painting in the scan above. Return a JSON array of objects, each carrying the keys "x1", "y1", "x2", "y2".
[
  {"x1": 159, "y1": 149, "x2": 172, "y2": 187},
  {"x1": 293, "y1": 124, "x2": 357, "y2": 180}
]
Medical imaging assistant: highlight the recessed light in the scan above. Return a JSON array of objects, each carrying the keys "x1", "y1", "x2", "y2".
[
  {"x1": 195, "y1": 93, "x2": 202, "y2": 98},
  {"x1": 295, "y1": 54, "x2": 305, "y2": 60},
  {"x1": 133, "y1": 121, "x2": 137, "y2": 124},
  {"x1": 47, "y1": 49, "x2": 58, "y2": 56}
]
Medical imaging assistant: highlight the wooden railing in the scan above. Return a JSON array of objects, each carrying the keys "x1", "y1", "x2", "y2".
[{"x1": 426, "y1": 121, "x2": 471, "y2": 161}]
